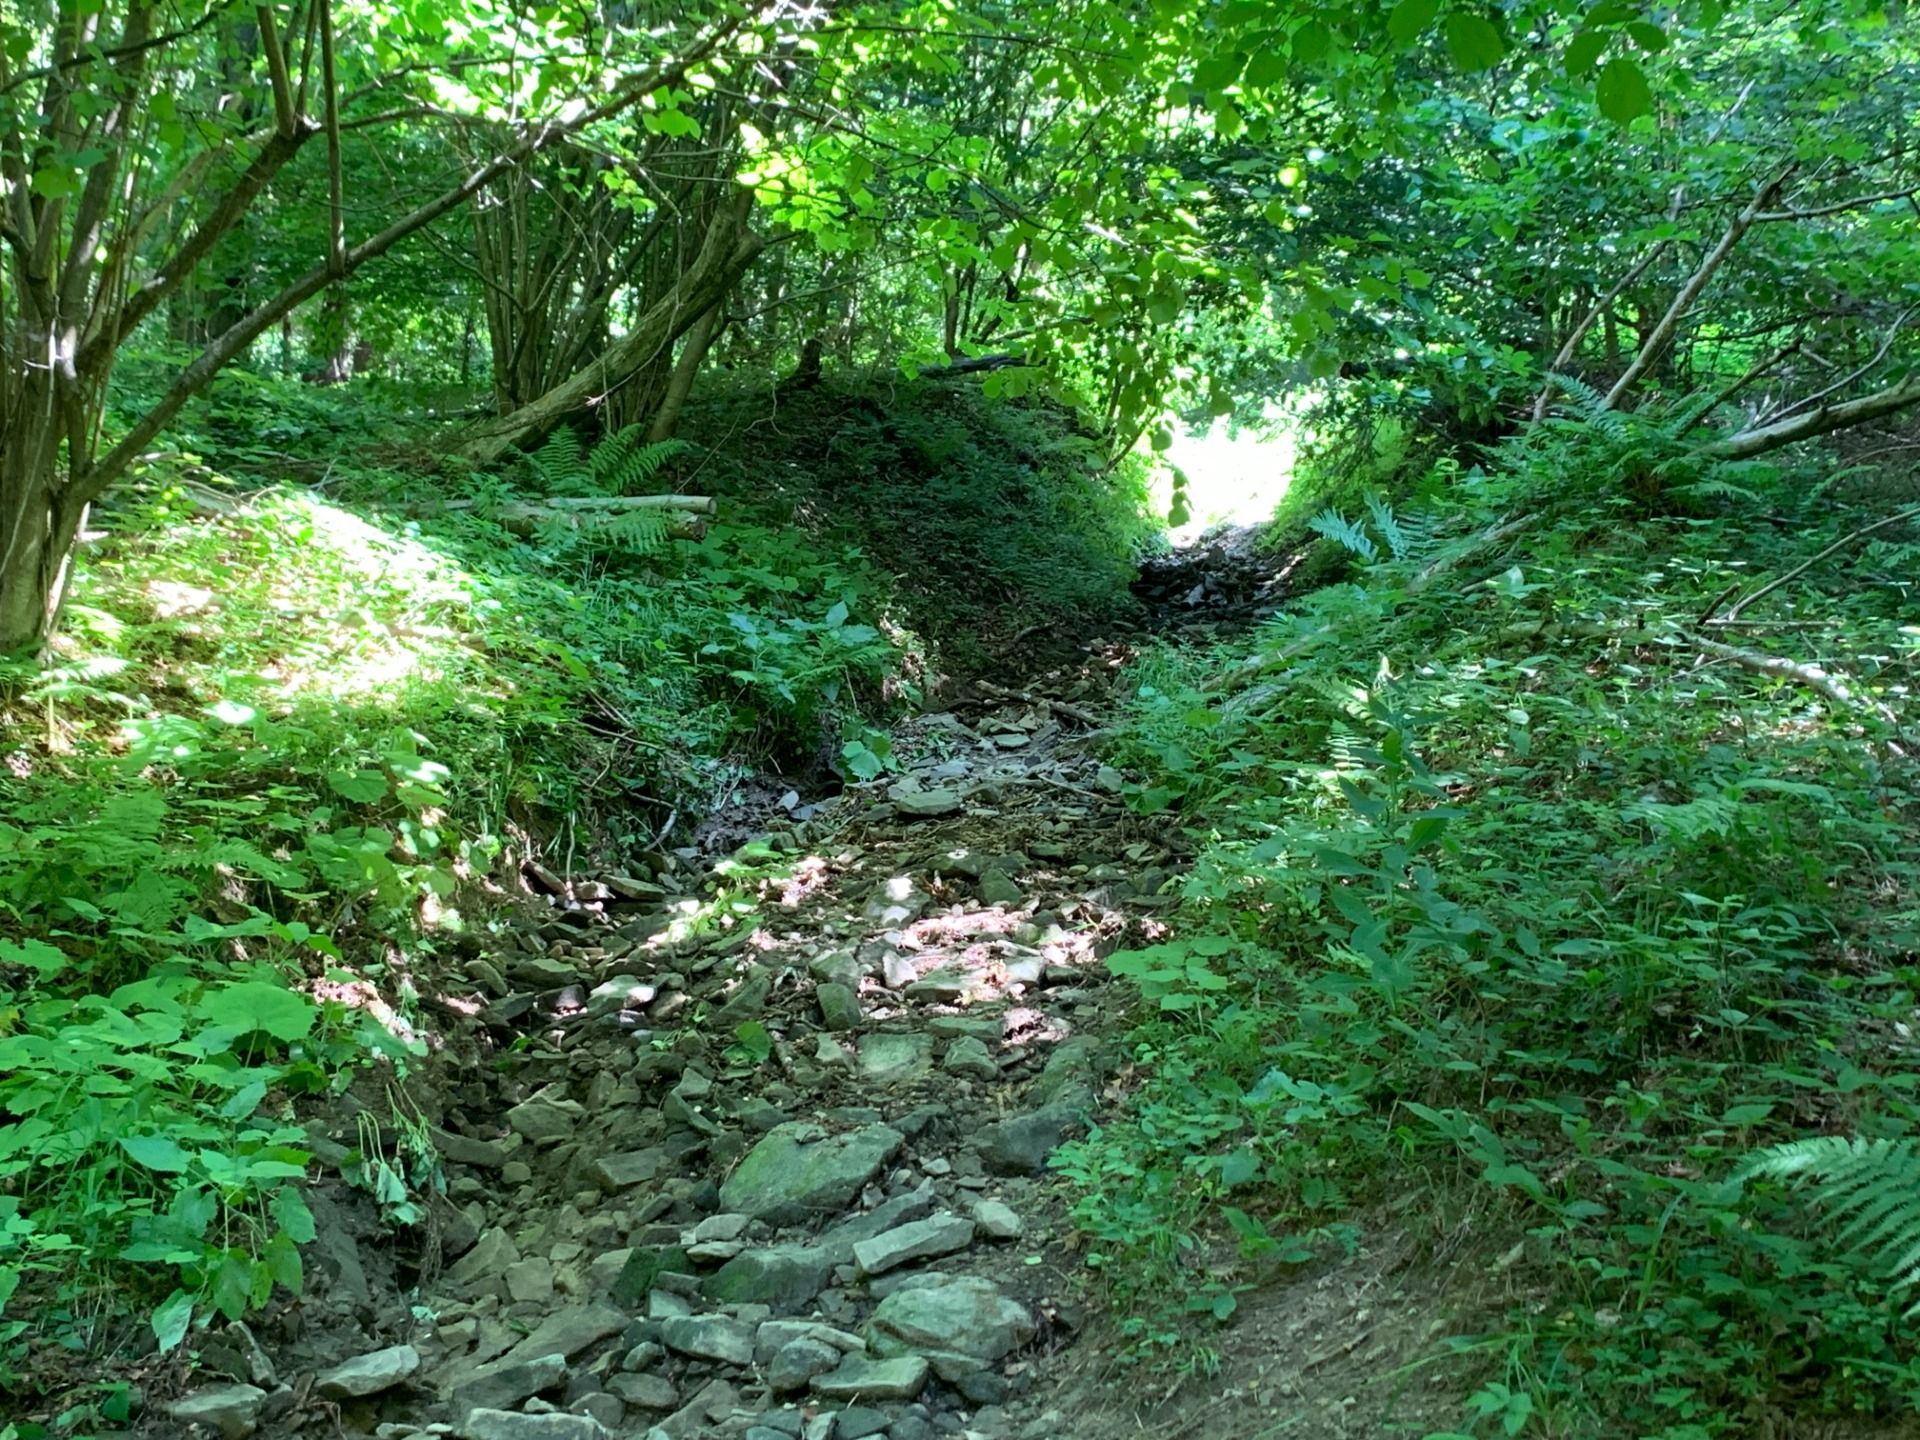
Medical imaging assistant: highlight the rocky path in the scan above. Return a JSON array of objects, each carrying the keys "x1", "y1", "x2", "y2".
[{"x1": 165, "y1": 666, "x2": 1180, "y2": 1440}]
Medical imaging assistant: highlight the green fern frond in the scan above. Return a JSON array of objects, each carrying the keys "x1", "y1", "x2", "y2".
[
  {"x1": 535, "y1": 507, "x2": 672, "y2": 556},
  {"x1": 584, "y1": 508, "x2": 671, "y2": 554},
  {"x1": 529, "y1": 427, "x2": 587, "y2": 492},
  {"x1": 589, "y1": 428, "x2": 690, "y2": 493},
  {"x1": 1546, "y1": 371, "x2": 1612, "y2": 419},
  {"x1": 1623, "y1": 792, "x2": 1743, "y2": 842},
  {"x1": 1364, "y1": 496, "x2": 1409, "y2": 559},
  {"x1": 1309, "y1": 508, "x2": 1379, "y2": 562},
  {"x1": 1736, "y1": 1135, "x2": 1920, "y2": 1311},
  {"x1": 527, "y1": 427, "x2": 689, "y2": 499}
]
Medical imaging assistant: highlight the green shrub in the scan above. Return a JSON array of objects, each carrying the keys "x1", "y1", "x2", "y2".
[{"x1": 1067, "y1": 435, "x2": 1920, "y2": 1434}]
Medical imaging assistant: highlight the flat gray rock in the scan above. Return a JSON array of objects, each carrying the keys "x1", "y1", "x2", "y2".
[
  {"x1": 702, "y1": 1244, "x2": 835, "y2": 1311},
  {"x1": 608, "y1": 1371, "x2": 678, "y2": 1409},
  {"x1": 506, "y1": 1096, "x2": 582, "y2": 1144},
  {"x1": 973, "y1": 1104, "x2": 1083, "y2": 1175},
  {"x1": 446, "y1": 1352, "x2": 568, "y2": 1423},
  {"x1": 458, "y1": 1410, "x2": 608, "y2": 1440},
  {"x1": 810, "y1": 1353, "x2": 930, "y2": 1400},
  {"x1": 816, "y1": 980, "x2": 862, "y2": 1031},
  {"x1": 856, "y1": 1032, "x2": 933, "y2": 1083},
  {"x1": 447, "y1": 1227, "x2": 520, "y2": 1295},
  {"x1": 432, "y1": 1128, "x2": 509, "y2": 1168},
  {"x1": 316, "y1": 1343, "x2": 419, "y2": 1398},
  {"x1": 660, "y1": 1312, "x2": 756, "y2": 1366},
  {"x1": 754, "y1": 1319, "x2": 866, "y2": 1365},
  {"x1": 165, "y1": 1384, "x2": 265, "y2": 1440},
  {"x1": 971, "y1": 1199, "x2": 1024, "y2": 1240},
  {"x1": 852, "y1": 1213, "x2": 975, "y2": 1277},
  {"x1": 890, "y1": 787, "x2": 963, "y2": 818},
  {"x1": 768, "y1": 1336, "x2": 843, "y2": 1392},
  {"x1": 718, "y1": 1122, "x2": 904, "y2": 1225},
  {"x1": 941, "y1": 1035, "x2": 999, "y2": 1080},
  {"x1": 495, "y1": 1303, "x2": 628, "y2": 1369},
  {"x1": 868, "y1": 1274, "x2": 1034, "y2": 1361}
]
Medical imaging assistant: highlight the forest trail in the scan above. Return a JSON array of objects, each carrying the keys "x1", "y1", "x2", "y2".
[{"x1": 158, "y1": 560, "x2": 1429, "y2": 1440}]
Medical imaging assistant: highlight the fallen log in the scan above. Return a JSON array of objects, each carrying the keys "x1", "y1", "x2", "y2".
[
  {"x1": 441, "y1": 493, "x2": 716, "y2": 515},
  {"x1": 490, "y1": 503, "x2": 710, "y2": 541},
  {"x1": 919, "y1": 354, "x2": 1030, "y2": 378}
]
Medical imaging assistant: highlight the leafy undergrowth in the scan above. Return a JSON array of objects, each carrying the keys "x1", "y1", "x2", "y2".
[
  {"x1": 1064, "y1": 421, "x2": 1920, "y2": 1437},
  {"x1": 0, "y1": 366, "x2": 1150, "y2": 1413},
  {"x1": 682, "y1": 378, "x2": 1159, "y2": 668}
]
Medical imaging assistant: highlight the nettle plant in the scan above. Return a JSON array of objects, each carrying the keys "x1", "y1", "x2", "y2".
[
  {"x1": 0, "y1": 963, "x2": 347, "y2": 1359},
  {"x1": 0, "y1": 691, "x2": 451, "y2": 1362}
]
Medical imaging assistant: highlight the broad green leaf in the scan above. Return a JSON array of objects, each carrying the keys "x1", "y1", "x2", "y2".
[
  {"x1": 151, "y1": 1289, "x2": 194, "y2": 1353},
  {"x1": 1292, "y1": 20, "x2": 1331, "y2": 63},
  {"x1": 1564, "y1": 29, "x2": 1607, "y2": 77},
  {"x1": 273, "y1": 1186, "x2": 317, "y2": 1244},
  {"x1": 1444, "y1": 13, "x2": 1506, "y2": 71},
  {"x1": 1218, "y1": 1149, "x2": 1260, "y2": 1186},
  {"x1": 29, "y1": 167, "x2": 76, "y2": 199},
  {"x1": 731, "y1": 1021, "x2": 773, "y2": 1064},
  {"x1": 1596, "y1": 56, "x2": 1653, "y2": 122},
  {"x1": 264, "y1": 1231, "x2": 304, "y2": 1294},
  {"x1": 200, "y1": 981, "x2": 316, "y2": 1042},
  {"x1": 327, "y1": 769, "x2": 389, "y2": 803},
  {"x1": 120, "y1": 1134, "x2": 195, "y2": 1173},
  {"x1": 0, "y1": 938, "x2": 68, "y2": 976},
  {"x1": 1387, "y1": 0, "x2": 1441, "y2": 47},
  {"x1": 211, "y1": 1252, "x2": 253, "y2": 1321},
  {"x1": 1626, "y1": 21, "x2": 1668, "y2": 52}
]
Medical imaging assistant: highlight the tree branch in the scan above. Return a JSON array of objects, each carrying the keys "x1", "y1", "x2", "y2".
[
  {"x1": 257, "y1": 4, "x2": 298, "y2": 135},
  {"x1": 1754, "y1": 186, "x2": 1920, "y2": 222},
  {"x1": 1711, "y1": 376, "x2": 1920, "y2": 460},
  {"x1": 1684, "y1": 633, "x2": 1902, "y2": 732},
  {"x1": 1708, "y1": 505, "x2": 1920, "y2": 623},
  {"x1": 1602, "y1": 169, "x2": 1791, "y2": 412},
  {"x1": 1757, "y1": 303, "x2": 1918, "y2": 426},
  {"x1": 79, "y1": 23, "x2": 741, "y2": 504}
]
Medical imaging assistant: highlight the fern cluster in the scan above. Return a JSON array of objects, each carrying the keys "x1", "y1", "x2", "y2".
[
  {"x1": 1308, "y1": 494, "x2": 1437, "y2": 564},
  {"x1": 528, "y1": 426, "x2": 689, "y2": 498},
  {"x1": 525, "y1": 427, "x2": 693, "y2": 556},
  {"x1": 1524, "y1": 373, "x2": 1769, "y2": 508},
  {"x1": 1737, "y1": 1136, "x2": 1920, "y2": 1313}
]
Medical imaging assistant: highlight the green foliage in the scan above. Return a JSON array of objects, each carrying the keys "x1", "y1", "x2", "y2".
[
  {"x1": 1736, "y1": 1137, "x2": 1920, "y2": 1314},
  {"x1": 0, "y1": 367, "x2": 915, "y2": 1388},
  {"x1": 1307, "y1": 495, "x2": 1435, "y2": 564},
  {"x1": 687, "y1": 382, "x2": 1154, "y2": 664},
  {"x1": 1070, "y1": 447, "x2": 1920, "y2": 1434},
  {"x1": 0, "y1": 964, "x2": 359, "y2": 1368},
  {"x1": 528, "y1": 427, "x2": 689, "y2": 499}
]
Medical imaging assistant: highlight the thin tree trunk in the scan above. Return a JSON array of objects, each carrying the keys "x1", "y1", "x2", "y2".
[
  {"x1": 0, "y1": 24, "x2": 737, "y2": 653},
  {"x1": 457, "y1": 191, "x2": 766, "y2": 465},
  {"x1": 647, "y1": 302, "x2": 723, "y2": 443}
]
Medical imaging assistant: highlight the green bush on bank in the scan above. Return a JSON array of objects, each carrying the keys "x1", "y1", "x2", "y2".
[{"x1": 1067, "y1": 429, "x2": 1920, "y2": 1436}]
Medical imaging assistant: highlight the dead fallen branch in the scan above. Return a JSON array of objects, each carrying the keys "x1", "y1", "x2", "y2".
[
  {"x1": 1711, "y1": 377, "x2": 1920, "y2": 459},
  {"x1": 972, "y1": 680, "x2": 1105, "y2": 728},
  {"x1": 1707, "y1": 505, "x2": 1919, "y2": 622},
  {"x1": 442, "y1": 493, "x2": 716, "y2": 514},
  {"x1": 489, "y1": 504, "x2": 710, "y2": 540},
  {"x1": 1683, "y1": 633, "x2": 1902, "y2": 733}
]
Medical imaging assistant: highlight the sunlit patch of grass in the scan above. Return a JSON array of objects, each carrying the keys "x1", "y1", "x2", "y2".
[{"x1": 61, "y1": 485, "x2": 492, "y2": 714}]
